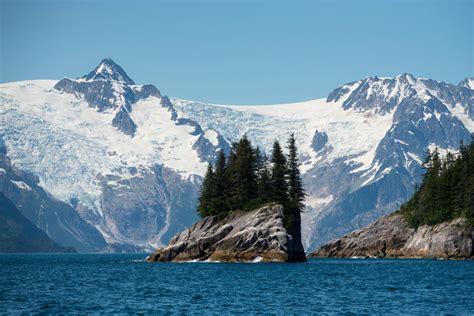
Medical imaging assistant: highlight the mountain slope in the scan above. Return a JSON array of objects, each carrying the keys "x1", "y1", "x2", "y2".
[
  {"x1": 0, "y1": 59, "x2": 228, "y2": 251},
  {"x1": 0, "y1": 59, "x2": 472, "y2": 251},
  {"x1": 174, "y1": 74, "x2": 473, "y2": 250},
  {"x1": 0, "y1": 136, "x2": 107, "y2": 252},
  {"x1": 0, "y1": 192, "x2": 75, "y2": 253}
]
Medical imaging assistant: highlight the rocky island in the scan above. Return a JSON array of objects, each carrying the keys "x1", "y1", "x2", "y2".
[
  {"x1": 148, "y1": 134, "x2": 307, "y2": 262},
  {"x1": 147, "y1": 204, "x2": 306, "y2": 262},
  {"x1": 311, "y1": 142, "x2": 474, "y2": 260},
  {"x1": 310, "y1": 213, "x2": 473, "y2": 259}
]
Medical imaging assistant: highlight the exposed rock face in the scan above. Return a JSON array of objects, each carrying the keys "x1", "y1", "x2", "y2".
[
  {"x1": 147, "y1": 204, "x2": 307, "y2": 262},
  {"x1": 310, "y1": 214, "x2": 473, "y2": 259},
  {"x1": 311, "y1": 130, "x2": 329, "y2": 153},
  {"x1": 54, "y1": 77, "x2": 141, "y2": 136}
]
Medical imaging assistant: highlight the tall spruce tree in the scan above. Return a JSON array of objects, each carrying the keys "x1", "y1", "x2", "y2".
[
  {"x1": 225, "y1": 142, "x2": 239, "y2": 209},
  {"x1": 257, "y1": 150, "x2": 272, "y2": 203},
  {"x1": 271, "y1": 140, "x2": 289, "y2": 208},
  {"x1": 286, "y1": 133, "x2": 306, "y2": 242},
  {"x1": 231, "y1": 135, "x2": 258, "y2": 209},
  {"x1": 211, "y1": 150, "x2": 230, "y2": 214},
  {"x1": 197, "y1": 163, "x2": 216, "y2": 217}
]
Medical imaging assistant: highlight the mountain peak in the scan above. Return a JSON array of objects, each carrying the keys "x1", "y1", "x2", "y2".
[
  {"x1": 396, "y1": 73, "x2": 416, "y2": 84},
  {"x1": 82, "y1": 58, "x2": 135, "y2": 85},
  {"x1": 458, "y1": 77, "x2": 474, "y2": 90}
]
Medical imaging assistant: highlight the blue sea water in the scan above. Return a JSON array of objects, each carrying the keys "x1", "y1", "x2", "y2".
[{"x1": 0, "y1": 254, "x2": 473, "y2": 314}]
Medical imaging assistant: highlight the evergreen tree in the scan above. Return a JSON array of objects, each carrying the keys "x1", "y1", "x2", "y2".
[
  {"x1": 225, "y1": 142, "x2": 239, "y2": 208},
  {"x1": 254, "y1": 146, "x2": 263, "y2": 177},
  {"x1": 465, "y1": 138, "x2": 474, "y2": 219},
  {"x1": 425, "y1": 148, "x2": 442, "y2": 223},
  {"x1": 195, "y1": 133, "x2": 309, "y2": 238},
  {"x1": 231, "y1": 135, "x2": 258, "y2": 209},
  {"x1": 286, "y1": 133, "x2": 306, "y2": 242},
  {"x1": 211, "y1": 150, "x2": 230, "y2": 213},
  {"x1": 197, "y1": 163, "x2": 216, "y2": 217},
  {"x1": 256, "y1": 150, "x2": 272, "y2": 203},
  {"x1": 271, "y1": 140, "x2": 289, "y2": 208},
  {"x1": 401, "y1": 140, "x2": 474, "y2": 227},
  {"x1": 454, "y1": 140, "x2": 469, "y2": 212}
]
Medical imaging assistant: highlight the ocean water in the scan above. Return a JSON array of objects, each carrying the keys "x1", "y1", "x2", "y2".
[{"x1": 0, "y1": 254, "x2": 473, "y2": 314}]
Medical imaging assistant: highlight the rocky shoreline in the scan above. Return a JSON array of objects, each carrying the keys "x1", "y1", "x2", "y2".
[
  {"x1": 310, "y1": 214, "x2": 473, "y2": 259},
  {"x1": 147, "y1": 204, "x2": 307, "y2": 263}
]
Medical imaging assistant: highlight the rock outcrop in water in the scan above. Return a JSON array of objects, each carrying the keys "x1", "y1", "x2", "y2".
[
  {"x1": 147, "y1": 204, "x2": 307, "y2": 262},
  {"x1": 310, "y1": 214, "x2": 473, "y2": 259}
]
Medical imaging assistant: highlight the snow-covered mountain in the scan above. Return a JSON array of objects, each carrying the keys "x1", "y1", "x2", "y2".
[
  {"x1": 174, "y1": 73, "x2": 473, "y2": 250},
  {"x1": 0, "y1": 58, "x2": 472, "y2": 251},
  {"x1": 0, "y1": 58, "x2": 228, "y2": 251}
]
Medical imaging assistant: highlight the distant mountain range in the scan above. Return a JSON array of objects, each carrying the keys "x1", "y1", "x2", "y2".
[{"x1": 0, "y1": 58, "x2": 472, "y2": 252}]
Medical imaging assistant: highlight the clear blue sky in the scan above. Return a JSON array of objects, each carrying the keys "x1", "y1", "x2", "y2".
[{"x1": 1, "y1": 0, "x2": 472, "y2": 104}]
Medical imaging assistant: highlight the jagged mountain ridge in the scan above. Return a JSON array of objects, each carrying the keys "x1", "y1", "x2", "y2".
[{"x1": 0, "y1": 58, "x2": 472, "y2": 251}]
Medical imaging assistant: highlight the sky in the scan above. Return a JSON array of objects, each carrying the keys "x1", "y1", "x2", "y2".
[{"x1": 1, "y1": 0, "x2": 472, "y2": 104}]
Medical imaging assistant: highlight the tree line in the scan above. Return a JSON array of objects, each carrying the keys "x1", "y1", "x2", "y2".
[
  {"x1": 197, "y1": 134, "x2": 306, "y2": 242},
  {"x1": 401, "y1": 139, "x2": 474, "y2": 227}
]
